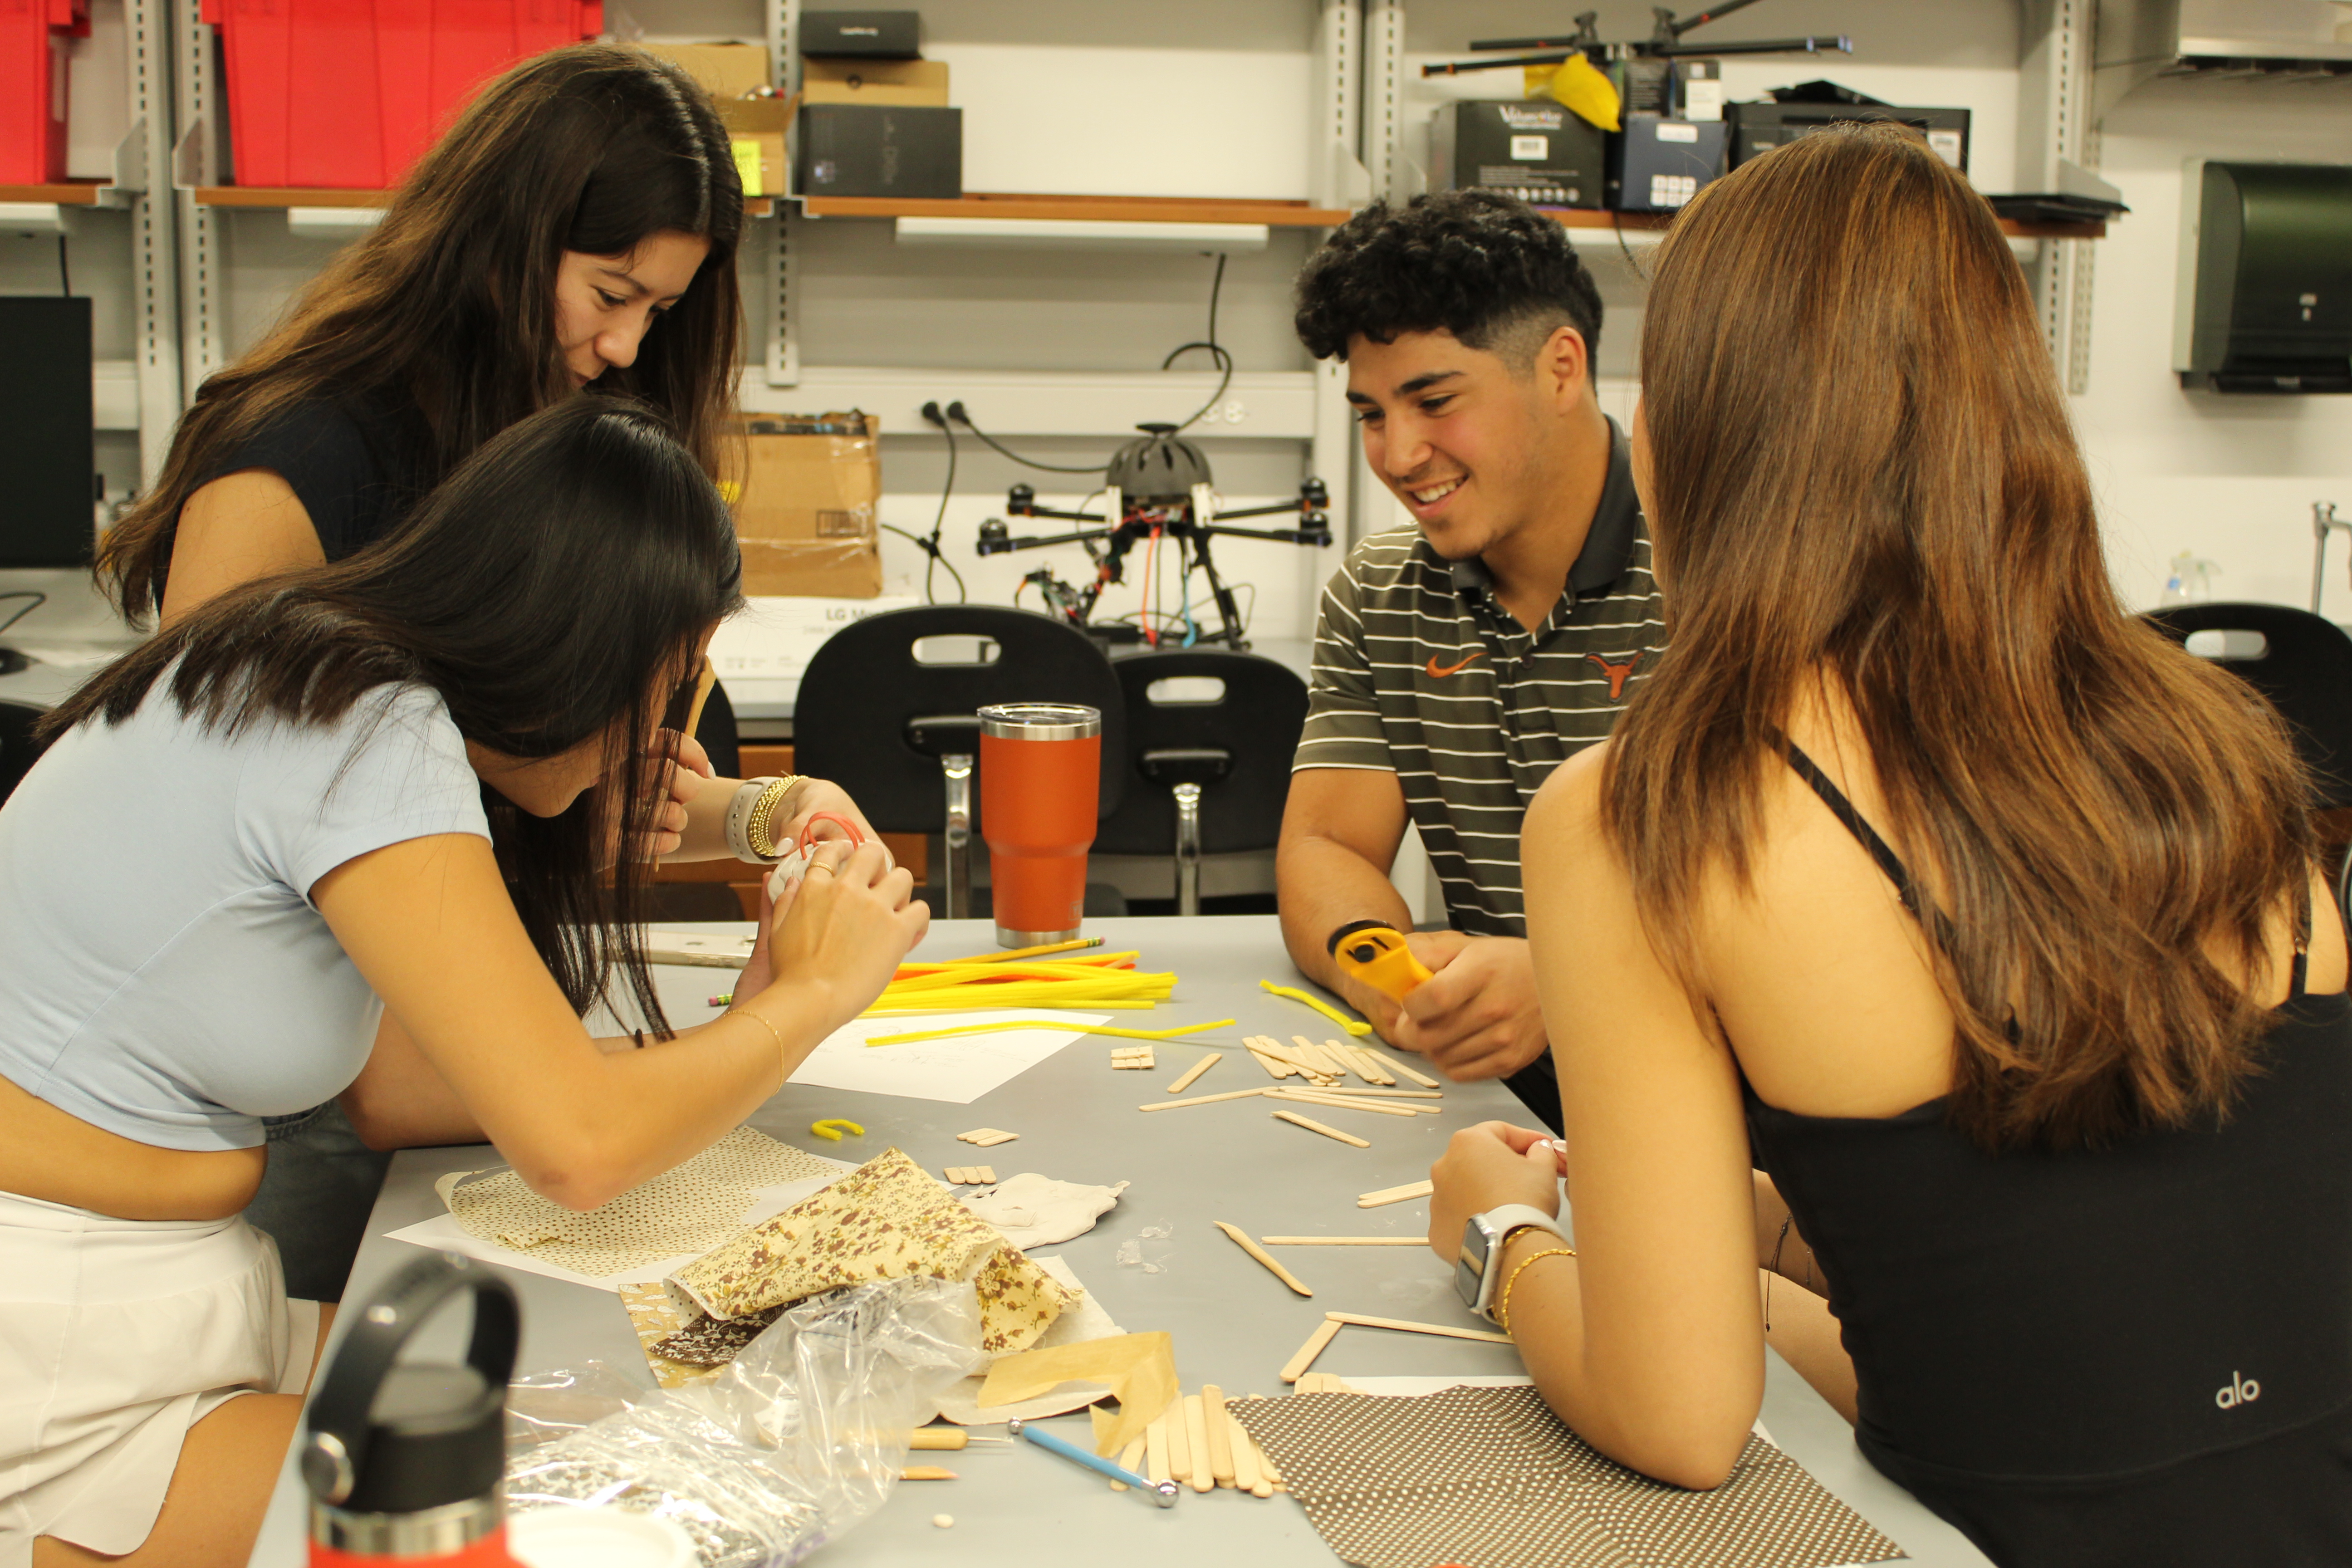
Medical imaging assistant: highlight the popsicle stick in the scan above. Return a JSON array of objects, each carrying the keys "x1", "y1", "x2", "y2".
[
  {"x1": 682, "y1": 657, "x2": 718, "y2": 739},
  {"x1": 1110, "y1": 1435, "x2": 1147, "y2": 1491},
  {"x1": 1357, "y1": 1179, "x2": 1434, "y2": 1208},
  {"x1": 974, "y1": 1167, "x2": 995, "y2": 1184},
  {"x1": 1279, "y1": 1315, "x2": 1345, "y2": 1383},
  {"x1": 1213, "y1": 1220, "x2": 1315, "y2": 1297},
  {"x1": 957, "y1": 1127, "x2": 1019, "y2": 1147},
  {"x1": 1137, "y1": 1087, "x2": 1268, "y2": 1113},
  {"x1": 1182, "y1": 1395, "x2": 1214, "y2": 1493},
  {"x1": 1326, "y1": 1310, "x2": 1514, "y2": 1346},
  {"x1": 1146, "y1": 1411, "x2": 1172, "y2": 1484},
  {"x1": 1247, "y1": 1047, "x2": 1288, "y2": 1081},
  {"x1": 1253, "y1": 1429, "x2": 1285, "y2": 1488},
  {"x1": 1289, "y1": 1035, "x2": 1338, "y2": 1076},
  {"x1": 1245, "y1": 1037, "x2": 1319, "y2": 1076},
  {"x1": 1361, "y1": 1045, "x2": 1442, "y2": 1090},
  {"x1": 1261, "y1": 1236, "x2": 1426, "y2": 1246},
  {"x1": 1163, "y1": 1397, "x2": 1194, "y2": 1487},
  {"x1": 1165, "y1": 1053, "x2": 1221, "y2": 1095},
  {"x1": 1303, "y1": 1035, "x2": 1374, "y2": 1086},
  {"x1": 1332, "y1": 1040, "x2": 1396, "y2": 1085},
  {"x1": 1199, "y1": 1383, "x2": 1236, "y2": 1486},
  {"x1": 1315, "y1": 1086, "x2": 1442, "y2": 1099},
  {"x1": 1273, "y1": 1109, "x2": 1371, "y2": 1148},
  {"x1": 1267, "y1": 1088, "x2": 1418, "y2": 1118},
  {"x1": 1220, "y1": 1397, "x2": 1259, "y2": 1493}
]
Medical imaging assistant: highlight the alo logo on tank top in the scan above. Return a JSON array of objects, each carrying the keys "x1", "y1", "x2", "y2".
[{"x1": 2215, "y1": 1371, "x2": 2262, "y2": 1410}]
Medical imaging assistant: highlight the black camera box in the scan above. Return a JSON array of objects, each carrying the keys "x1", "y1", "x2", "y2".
[
  {"x1": 1728, "y1": 101, "x2": 1970, "y2": 173},
  {"x1": 796, "y1": 103, "x2": 961, "y2": 199},
  {"x1": 801, "y1": 10, "x2": 922, "y2": 59},
  {"x1": 1432, "y1": 99, "x2": 1605, "y2": 209},
  {"x1": 1607, "y1": 115, "x2": 1727, "y2": 212}
]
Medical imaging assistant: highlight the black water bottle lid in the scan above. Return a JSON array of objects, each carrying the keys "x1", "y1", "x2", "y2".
[{"x1": 301, "y1": 1253, "x2": 520, "y2": 1516}]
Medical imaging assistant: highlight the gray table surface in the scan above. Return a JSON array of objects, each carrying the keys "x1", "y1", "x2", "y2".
[{"x1": 250, "y1": 915, "x2": 1989, "y2": 1566}]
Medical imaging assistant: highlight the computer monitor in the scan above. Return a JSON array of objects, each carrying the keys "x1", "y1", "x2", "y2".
[{"x1": 0, "y1": 297, "x2": 97, "y2": 569}]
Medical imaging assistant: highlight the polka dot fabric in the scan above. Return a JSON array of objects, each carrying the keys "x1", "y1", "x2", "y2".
[
  {"x1": 1231, "y1": 1386, "x2": 1905, "y2": 1568},
  {"x1": 437, "y1": 1127, "x2": 838, "y2": 1276}
]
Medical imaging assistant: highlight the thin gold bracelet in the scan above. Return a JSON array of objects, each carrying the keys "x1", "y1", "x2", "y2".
[
  {"x1": 745, "y1": 775, "x2": 803, "y2": 861},
  {"x1": 1495, "y1": 1244, "x2": 1576, "y2": 1336},
  {"x1": 734, "y1": 1008, "x2": 789, "y2": 1091}
]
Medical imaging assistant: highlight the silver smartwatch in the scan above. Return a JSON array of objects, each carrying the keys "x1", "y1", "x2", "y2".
[{"x1": 1455, "y1": 1204, "x2": 1567, "y2": 1323}]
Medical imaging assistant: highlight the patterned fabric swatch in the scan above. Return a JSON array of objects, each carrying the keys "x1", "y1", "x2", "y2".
[
  {"x1": 1231, "y1": 1386, "x2": 1906, "y2": 1568},
  {"x1": 436, "y1": 1127, "x2": 838, "y2": 1276},
  {"x1": 665, "y1": 1147, "x2": 1076, "y2": 1354},
  {"x1": 617, "y1": 1283, "x2": 720, "y2": 1389},
  {"x1": 650, "y1": 1305, "x2": 787, "y2": 1367}
]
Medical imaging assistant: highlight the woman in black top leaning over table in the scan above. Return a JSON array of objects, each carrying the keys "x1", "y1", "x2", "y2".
[
  {"x1": 1426, "y1": 122, "x2": 2352, "y2": 1566},
  {"x1": 94, "y1": 43, "x2": 880, "y2": 1300}
]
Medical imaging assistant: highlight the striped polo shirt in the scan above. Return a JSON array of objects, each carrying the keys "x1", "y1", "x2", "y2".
[{"x1": 1293, "y1": 420, "x2": 1665, "y2": 937}]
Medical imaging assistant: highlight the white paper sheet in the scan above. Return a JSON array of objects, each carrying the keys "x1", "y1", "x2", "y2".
[
  {"x1": 384, "y1": 1162, "x2": 853, "y2": 1291},
  {"x1": 782, "y1": 1009, "x2": 1110, "y2": 1103}
]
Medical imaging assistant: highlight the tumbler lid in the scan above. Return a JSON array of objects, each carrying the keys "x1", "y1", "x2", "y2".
[{"x1": 978, "y1": 703, "x2": 1101, "y2": 740}]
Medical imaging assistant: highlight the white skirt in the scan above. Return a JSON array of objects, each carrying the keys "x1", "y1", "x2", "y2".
[{"x1": 0, "y1": 1189, "x2": 319, "y2": 1566}]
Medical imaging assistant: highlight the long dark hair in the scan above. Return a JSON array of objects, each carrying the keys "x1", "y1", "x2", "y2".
[
  {"x1": 100, "y1": 42, "x2": 744, "y2": 621},
  {"x1": 1603, "y1": 122, "x2": 2313, "y2": 1152},
  {"x1": 50, "y1": 398, "x2": 745, "y2": 1034}
]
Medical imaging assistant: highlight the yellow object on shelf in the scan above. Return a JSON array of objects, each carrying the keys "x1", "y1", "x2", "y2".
[{"x1": 1525, "y1": 53, "x2": 1621, "y2": 132}]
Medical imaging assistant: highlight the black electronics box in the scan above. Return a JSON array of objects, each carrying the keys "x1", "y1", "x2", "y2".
[
  {"x1": 1728, "y1": 101, "x2": 1970, "y2": 173},
  {"x1": 0, "y1": 297, "x2": 95, "y2": 568},
  {"x1": 1608, "y1": 115, "x2": 1727, "y2": 213},
  {"x1": 1432, "y1": 100, "x2": 1605, "y2": 209},
  {"x1": 796, "y1": 103, "x2": 960, "y2": 198},
  {"x1": 801, "y1": 10, "x2": 921, "y2": 59},
  {"x1": 1673, "y1": 59, "x2": 1724, "y2": 121}
]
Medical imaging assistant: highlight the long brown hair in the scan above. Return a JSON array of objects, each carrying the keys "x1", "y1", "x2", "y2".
[
  {"x1": 100, "y1": 43, "x2": 743, "y2": 621},
  {"x1": 1604, "y1": 122, "x2": 2315, "y2": 1151}
]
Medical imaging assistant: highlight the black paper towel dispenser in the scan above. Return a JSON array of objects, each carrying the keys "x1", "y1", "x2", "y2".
[{"x1": 2175, "y1": 161, "x2": 2352, "y2": 393}]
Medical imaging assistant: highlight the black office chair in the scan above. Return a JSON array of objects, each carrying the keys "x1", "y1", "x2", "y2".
[
  {"x1": 794, "y1": 605, "x2": 1127, "y2": 918},
  {"x1": 0, "y1": 701, "x2": 47, "y2": 807},
  {"x1": 1093, "y1": 649, "x2": 1309, "y2": 915},
  {"x1": 2143, "y1": 601, "x2": 2352, "y2": 919}
]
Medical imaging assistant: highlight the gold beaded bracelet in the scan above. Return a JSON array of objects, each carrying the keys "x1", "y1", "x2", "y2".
[
  {"x1": 1494, "y1": 1244, "x2": 1576, "y2": 1336},
  {"x1": 744, "y1": 774, "x2": 803, "y2": 862}
]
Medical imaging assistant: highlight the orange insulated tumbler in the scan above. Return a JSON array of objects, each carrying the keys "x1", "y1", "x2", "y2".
[{"x1": 977, "y1": 703, "x2": 1102, "y2": 947}]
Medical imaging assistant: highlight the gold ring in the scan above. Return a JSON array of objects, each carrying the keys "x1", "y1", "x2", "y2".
[{"x1": 805, "y1": 862, "x2": 836, "y2": 876}]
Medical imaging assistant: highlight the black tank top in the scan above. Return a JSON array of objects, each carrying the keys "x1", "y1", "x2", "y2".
[{"x1": 1746, "y1": 745, "x2": 2352, "y2": 1567}]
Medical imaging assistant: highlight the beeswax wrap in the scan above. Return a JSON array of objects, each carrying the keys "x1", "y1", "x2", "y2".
[
  {"x1": 436, "y1": 1127, "x2": 839, "y2": 1277},
  {"x1": 1231, "y1": 1386, "x2": 1905, "y2": 1568},
  {"x1": 664, "y1": 1147, "x2": 1075, "y2": 1353}
]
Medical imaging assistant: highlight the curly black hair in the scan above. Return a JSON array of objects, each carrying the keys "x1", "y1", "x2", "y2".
[{"x1": 1293, "y1": 189, "x2": 1603, "y2": 374}]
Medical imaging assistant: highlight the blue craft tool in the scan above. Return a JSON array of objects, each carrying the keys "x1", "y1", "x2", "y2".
[{"x1": 1006, "y1": 1419, "x2": 1179, "y2": 1507}]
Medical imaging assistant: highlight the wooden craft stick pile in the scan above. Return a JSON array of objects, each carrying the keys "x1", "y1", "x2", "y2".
[
  {"x1": 1127, "y1": 1389, "x2": 1288, "y2": 1499},
  {"x1": 941, "y1": 1166, "x2": 997, "y2": 1185},
  {"x1": 1110, "y1": 1045, "x2": 1156, "y2": 1070},
  {"x1": 956, "y1": 1127, "x2": 1019, "y2": 1148}
]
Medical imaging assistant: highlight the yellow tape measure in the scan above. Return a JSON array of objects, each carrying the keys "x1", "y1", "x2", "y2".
[{"x1": 1326, "y1": 920, "x2": 1434, "y2": 1003}]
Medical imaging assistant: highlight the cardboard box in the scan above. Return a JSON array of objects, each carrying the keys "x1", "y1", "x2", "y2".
[
  {"x1": 730, "y1": 413, "x2": 884, "y2": 598},
  {"x1": 796, "y1": 103, "x2": 961, "y2": 199},
  {"x1": 801, "y1": 57, "x2": 949, "y2": 106},
  {"x1": 716, "y1": 96, "x2": 797, "y2": 196},
  {"x1": 640, "y1": 42, "x2": 771, "y2": 102},
  {"x1": 1431, "y1": 100, "x2": 1605, "y2": 209}
]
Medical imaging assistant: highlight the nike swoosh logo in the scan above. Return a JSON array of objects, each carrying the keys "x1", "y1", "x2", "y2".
[{"x1": 1425, "y1": 651, "x2": 1484, "y2": 678}]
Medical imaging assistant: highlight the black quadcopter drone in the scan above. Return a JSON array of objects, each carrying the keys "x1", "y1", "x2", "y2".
[
  {"x1": 975, "y1": 423, "x2": 1330, "y2": 652},
  {"x1": 1420, "y1": 0, "x2": 1849, "y2": 79}
]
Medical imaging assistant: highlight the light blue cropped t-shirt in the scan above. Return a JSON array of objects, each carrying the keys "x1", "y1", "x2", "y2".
[{"x1": 0, "y1": 679, "x2": 490, "y2": 1151}]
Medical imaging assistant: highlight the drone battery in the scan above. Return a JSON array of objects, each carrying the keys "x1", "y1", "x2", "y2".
[
  {"x1": 796, "y1": 103, "x2": 961, "y2": 199},
  {"x1": 1607, "y1": 115, "x2": 1726, "y2": 213},
  {"x1": 1431, "y1": 100, "x2": 1604, "y2": 210},
  {"x1": 800, "y1": 10, "x2": 921, "y2": 59}
]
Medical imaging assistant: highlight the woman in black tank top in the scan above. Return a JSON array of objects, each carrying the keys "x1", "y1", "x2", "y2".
[{"x1": 1425, "y1": 123, "x2": 2352, "y2": 1568}]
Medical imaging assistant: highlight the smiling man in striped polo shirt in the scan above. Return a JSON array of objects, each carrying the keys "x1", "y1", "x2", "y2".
[{"x1": 1275, "y1": 191, "x2": 1665, "y2": 1130}]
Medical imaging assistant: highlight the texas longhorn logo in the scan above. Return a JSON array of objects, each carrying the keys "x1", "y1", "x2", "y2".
[{"x1": 1587, "y1": 649, "x2": 1644, "y2": 700}]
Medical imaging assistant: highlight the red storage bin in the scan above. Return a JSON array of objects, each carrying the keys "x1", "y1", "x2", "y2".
[
  {"x1": 0, "y1": 0, "x2": 89, "y2": 185},
  {"x1": 202, "y1": 0, "x2": 599, "y2": 190}
]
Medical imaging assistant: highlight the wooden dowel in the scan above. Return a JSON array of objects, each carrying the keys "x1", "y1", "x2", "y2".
[
  {"x1": 1260, "y1": 1236, "x2": 1426, "y2": 1246},
  {"x1": 1146, "y1": 1411, "x2": 1172, "y2": 1484},
  {"x1": 1267, "y1": 1088, "x2": 1418, "y2": 1118},
  {"x1": 1361, "y1": 1045, "x2": 1442, "y2": 1089},
  {"x1": 1200, "y1": 1383, "x2": 1237, "y2": 1486},
  {"x1": 1280, "y1": 1316, "x2": 1343, "y2": 1383},
  {"x1": 1324, "y1": 1310, "x2": 1514, "y2": 1345},
  {"x1": 1273, "y1": 1109, "x2": 1371, "y2": 1148},
  {"x1": 1137, "y1": 1087, "x2": 1268, "y2": 1113},
  {"x1": 1163, "y1": 1398, "x2": 1193, "y2": 1487},
  {"x1": 1182, "y1": 1395, "x2": 1214, "y2": 1493},
  {"x1": 682, "y1": 657, "x2": 718, "y2": 740},
  {"x1": 901, "y1": 1466, "x2": 958, "y2": 1481},
  {"x1": 1213, "y1": 1220, "x2": 1315, "y2": 1296},
  {"x1": 1357, "y1": 1179, "x2": 1433, "y2": 1208},
  {"x1": 1164, "y1": 1052, "x2": 1220, "y2": 1095},
  {"x1": 910, "y1": 1428, "x2": 969, "y2": 1450},
  {"x1": 1225, "y1": 1399, "x2": 1262, "y2": 1494}
]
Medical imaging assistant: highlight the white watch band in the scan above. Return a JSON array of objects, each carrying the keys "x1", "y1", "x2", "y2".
[
  {"x1": 725, "y1": 777, "x2": 783, "y2": 863},
  {"x1": 1471, "y1": 1205, "x2": 1566, "y2": 1319}
]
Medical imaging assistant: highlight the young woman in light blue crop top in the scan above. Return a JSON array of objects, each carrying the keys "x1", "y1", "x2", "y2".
[{"x1": 0, "y1": 399, "x2": 928, "y2": 1568}]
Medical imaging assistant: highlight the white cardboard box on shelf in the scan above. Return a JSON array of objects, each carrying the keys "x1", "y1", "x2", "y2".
[{"x1": 709, "y1": 594, "x2": 920, "y2": 691}]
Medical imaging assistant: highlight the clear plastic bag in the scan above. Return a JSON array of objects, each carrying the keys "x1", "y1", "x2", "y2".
[{"x1": 505, "y1": 1277, "x2": 987, "y2": 1567}]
